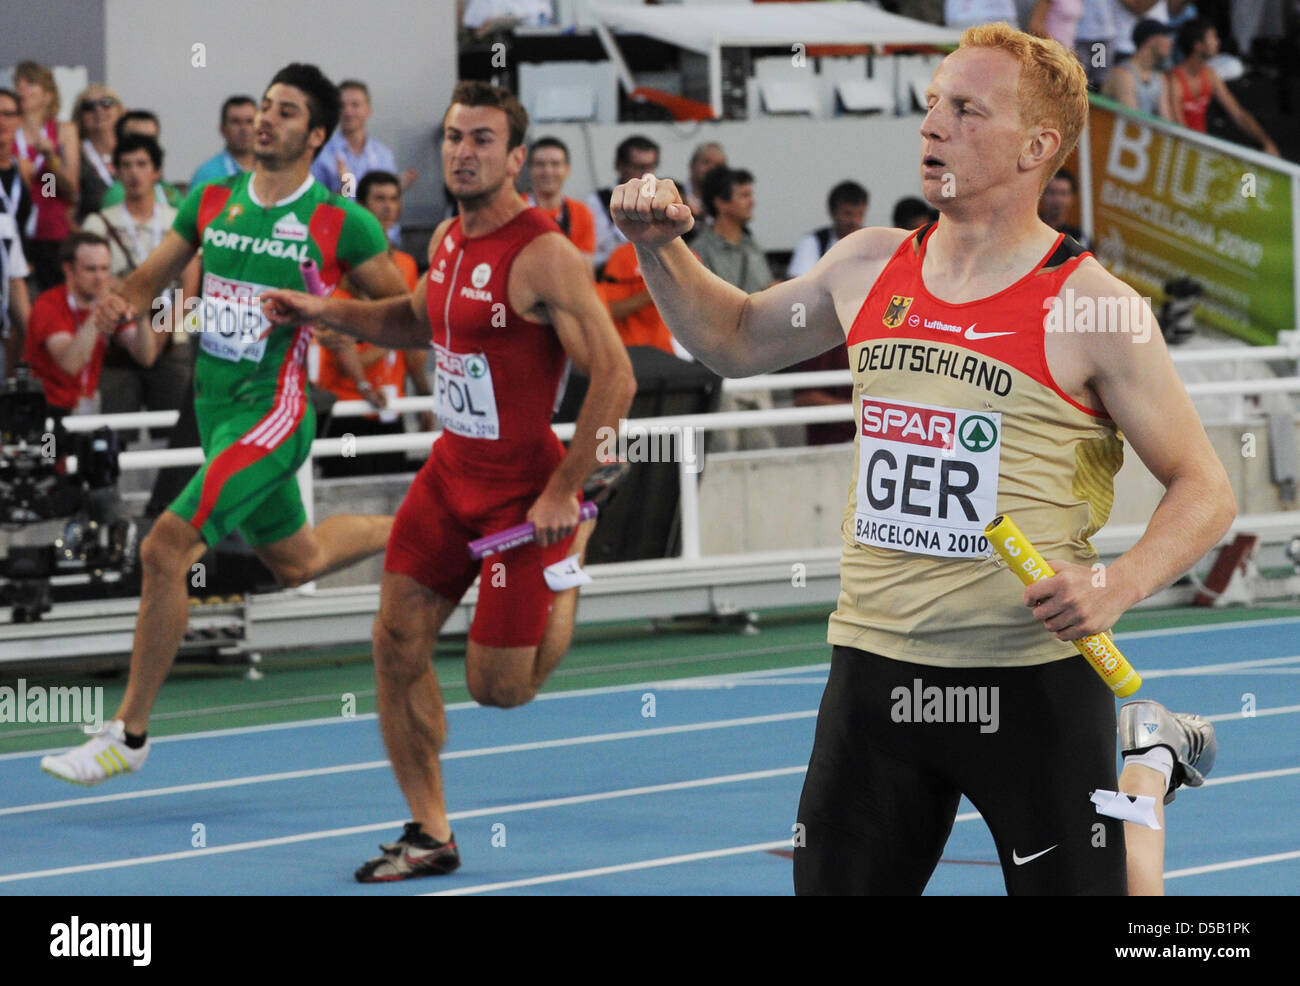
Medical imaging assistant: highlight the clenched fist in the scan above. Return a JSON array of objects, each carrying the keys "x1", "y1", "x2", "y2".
[{"x1": 609, "y1": 174, "x2": 694, "y2": 247}]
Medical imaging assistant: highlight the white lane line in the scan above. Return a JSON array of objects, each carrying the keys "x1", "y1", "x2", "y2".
[
  {"x1": 426, "y1": 840, "x2": 795, "y2": 896},
  {"x1": 0, "y1": 710, "x2": 819, "y2": 816},
  {"x1": 0, "y1": 650, "x2": 832, "y2": 744},
  {"x1": 0, "y1": 765, "x2": 807, "y2": 884},
  {"x1": 1204, "y1": 704, "x2": 1300, "y2": 724},
  {"x1": 1117, "y1": 615, "x2": 1300, "y2": 640},
  {"x1": 1, "y1": 649, "x2": 1293, "y2": 763},
  {"x1": 0, "y1": 663, "x2": 828, "y2": 761},
  {"x1": 1142, "y1": 654, "x2": 1300, "y2": 678},
  {"x1": 1165, "y1": 849, "x2": 1300, "y2": 879},
  {"x1": 1201, "y1": 765, "x2": 1300, "y2": 787}
]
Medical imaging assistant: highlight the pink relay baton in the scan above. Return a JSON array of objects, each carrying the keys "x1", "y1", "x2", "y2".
[
  {"x1": 469, "y1": 501, "x2": 599, "y2": 560},
  {"x1": 300, "y1": 258, "x2": 327, "y2": 297},
  {"x1": 292, "y1": 259, "x2": 331, "y2": 340}
]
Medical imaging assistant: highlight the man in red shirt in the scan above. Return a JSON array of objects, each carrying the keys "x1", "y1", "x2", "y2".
[
  {"x1": 1170, "y1": 19, "x2": 1278, "y2": 155},
  {"x1": 263, "y1": 82, "x2": 635, "y2": 882},
  {"x1": 23, "y1": 231, "x2": 156, "y2": 413}
]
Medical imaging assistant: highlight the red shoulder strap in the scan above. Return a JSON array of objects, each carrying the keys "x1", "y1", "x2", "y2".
[
  {"x1": 308, "y1": 202, "x2": 347, "y2": 284},
  {"x1": 197, "y1": 184, "x2": 233, "y2": 236}
]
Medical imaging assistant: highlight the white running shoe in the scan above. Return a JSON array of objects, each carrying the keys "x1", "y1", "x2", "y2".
[{"x1": 41, "y1": 720, "x2": 150, "y2": 786}]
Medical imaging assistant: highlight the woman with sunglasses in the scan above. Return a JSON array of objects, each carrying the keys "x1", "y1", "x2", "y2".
[
  {"x1": 74, "y1": 84, "x2": 123, "y2": 223},
  {"x1": 11, "y1": 61, "x2": 80, "y2": 292}
]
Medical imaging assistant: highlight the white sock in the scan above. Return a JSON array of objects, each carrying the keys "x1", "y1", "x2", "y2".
[{"x1": 1124, "y1": 745, "x2": 1175, "y2": 793}]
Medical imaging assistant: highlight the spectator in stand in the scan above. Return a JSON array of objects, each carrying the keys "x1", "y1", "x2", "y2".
[
  {"x1": 23, "y1": 232, "x2": 155, "y2": 416},
  {"x1": 692, "y1": 166, "x2": 775, "y2": 294},
  {"x1": 12, "y1": 61, "x2": 79, "y2": 292},
  {"x1": 682, "y1": 141, "x2": 727, "y2": 224},
  {"x1": 102, "y1": 111, "x2": 184, "y2": 209},
  {"x1": 1028, "y1": 0, "x2": 1085, "y2": 49},
  {"x1": 1111, "y1": 2, "x2": 1170, "y2": 56},
  {"x1": 189, "y1": 95, "x2": 256, "y2": 189},
  {"x1": 1103, "y1": 19, "x2": 1176, "y2": 118},
  {"x1": 597, "y1": 241, "x2": 679, "y2": 357},
  {"x1": 587, "y1": 135, "x2": 659, "y2": 269},
  {"x1": 311, "y1": 80, "x2": 417, "y2": 236},
  {"x1": 1076, "y1": 1, "x2": 1170, "y2": 87},
  {"x1": 0, "y1": 88, "x2": 33, "y2": 376},
  {"x1": 892, "y1": 195, "x2": 938, "y2": 230},
  {"x1": 315, "y1": 169, "x2": 432, "y2": 478},
  {"x1": 780, "y1": 180, "x2": 866, "y2": 446},
  {"x1": 693, "y1": 165, "x2": 778, "y2": 450},
  {"x1": 788, "y1": 180, "x2": 868, "y2": 278},
  {"x1": 1038, "y1": 166, "x2": 1090, "y2": 248},
  {"x1": 73, "y1": 84, "x2": 123, "y2": 223},
  {"x1": 82, "y1": 135, "x2": 198, "y2": 444},
  {"x1": 525, "y1": 137, "x2": 595, "y2": 269},
  {"x1": 1171, "y1": 18, "x2": 1280, "y2": 155}
]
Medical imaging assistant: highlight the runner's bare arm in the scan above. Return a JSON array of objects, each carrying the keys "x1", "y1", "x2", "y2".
[
  {"x1": 92, "y1": 231, "x2": 197, "y2": 332},
  {"x1": 1209, "y1": 72, "x2": 1279, "y2": 154},
  {"x1": 517, "y1": 232, "x2": 637, "y2": 499},
  {"x1": 611, "y1": 174, "x2": 899, "y2": 375},
  {"x1": 262, "y1": 224, "x2": 446, "y2": 347},
  {"x1": 1027, "y1": 262, "x2": 1236, "y2": 636}
]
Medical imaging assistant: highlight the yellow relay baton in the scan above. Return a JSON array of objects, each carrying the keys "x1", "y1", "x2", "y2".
[{"x1": 985, "y1": 515, "x2": 1142, "y2": 698}]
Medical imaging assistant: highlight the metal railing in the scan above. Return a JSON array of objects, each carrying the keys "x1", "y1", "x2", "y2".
[
  {"x1": 53, "y1": 333, "x2": 1297, "y2": 566},
  {"x1": 57, "y1": 389, "x2": 1297, "y2": 566}
]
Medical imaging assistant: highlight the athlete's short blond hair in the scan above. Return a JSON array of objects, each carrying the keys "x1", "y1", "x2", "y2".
[{"x1": 958, "y1": 23, "x2": 1089, "y2": 188}]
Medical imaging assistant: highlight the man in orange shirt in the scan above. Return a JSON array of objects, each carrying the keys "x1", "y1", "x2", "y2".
[
  {"x1": 24, "y1": 231, "x2": 156, "y2": 415},
  {"x1": 525, "y1": 137, "x2": 595, "y2": 273},
  {"x1": 316, "y1": 170, "x2": 431, "y2": 476},
  {"x1": 597, "y1": 240, "x2": 677, "y2": 356}
]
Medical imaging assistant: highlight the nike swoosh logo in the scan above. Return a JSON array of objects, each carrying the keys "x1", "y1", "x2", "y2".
[
  {"x1": 1012, "y1": 845, "x2": 1058, "y2": 866},
  {"x1": 965, "y1": 324, "x2": 1015, "y2": 340}
]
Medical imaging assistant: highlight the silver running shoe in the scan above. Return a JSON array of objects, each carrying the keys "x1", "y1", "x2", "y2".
[
  {"x1": 41, "y1": 720, "x2": 150, "y2": 786},
  {"x1": 1119, "y1": 700, "x2": 1217, "y2": 804}
]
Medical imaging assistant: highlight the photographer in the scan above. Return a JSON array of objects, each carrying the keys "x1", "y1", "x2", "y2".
[{"x1": 22, "y1": 231, "x2": 157, "y2": 416}]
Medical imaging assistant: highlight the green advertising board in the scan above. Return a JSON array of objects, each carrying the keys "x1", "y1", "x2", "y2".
[{"x1": 1085, "y1": 96, "x2": 1296, "y2": 345}]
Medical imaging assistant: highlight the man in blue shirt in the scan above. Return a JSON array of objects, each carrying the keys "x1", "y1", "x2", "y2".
[
  {"x1": 310, "y1": 80, "x2": 415, "y2": 244},
  {"x1": 189, "y1": 95, "x2": 255, "y2": 189},
  {"x1": 311, "y1": 80, "x2": 415, "y2": 194}
]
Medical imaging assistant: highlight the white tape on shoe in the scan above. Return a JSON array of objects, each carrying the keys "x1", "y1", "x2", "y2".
[
  {"x1": 1090, "y1": 789, "x2": 1162, "y2": 830},
  {"x1": 543, "y1": 553, "x2": 592, "y2": 591}
]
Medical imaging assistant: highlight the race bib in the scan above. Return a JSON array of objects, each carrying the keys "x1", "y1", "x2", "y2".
[
  {"x1": 433, "y1": 344, "x2": 499, "y2": 439},
  {"x1": 853, "y1": 396, "x2": 1000, "y2": 558},
  {"x1": 197, "y1": 273, "x2": 271, "y2": 364}
]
